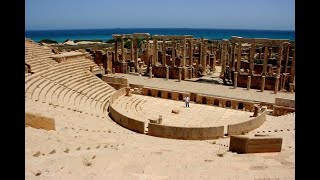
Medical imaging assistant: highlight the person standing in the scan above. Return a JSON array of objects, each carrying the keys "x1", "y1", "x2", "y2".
[{"x1": 184, "y1": 96, "x2": 190, "y2": 108}]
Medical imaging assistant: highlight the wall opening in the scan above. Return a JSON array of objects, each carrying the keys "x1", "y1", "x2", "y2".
[
  {"x1": 157, "y1": 90, "x2": 162, "y2": 98},
  {"x1": 148, "y1": 90, "x2": 152, "y2": 96},
  {"x1": 202, "y1": 97, "x2": 207, "y2": 104},
  {"x1": 179, "y1": 94, "x2": 183, "y2": 100},
  {"x1": 168, "y1": 92, "x2": 172, "y2": 99},
  {"x1": 214, "y1": 99, "x2": 219, "y2": 106},
  {"x1": 238, "y1": 102, "x2": 244, "y2": 109},
  {"x1": 226, "y1": 100, "x2": 231, "y2": 108}
]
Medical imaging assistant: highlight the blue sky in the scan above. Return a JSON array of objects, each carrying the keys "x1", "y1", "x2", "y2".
[{"x1": 25, "y1": 0, "x2": 295, "y2": 30}]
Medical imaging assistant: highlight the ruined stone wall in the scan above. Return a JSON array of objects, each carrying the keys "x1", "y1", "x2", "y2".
[
  {"x1": 25, "y1": 112, "x2": 55, "y2": 130},
  {"x1": 108, "y1": 88, "x2": 145, "y2": 133},
  {"x1": 237, "y1": 75, "x2": 277, "y2": 90},
  {"x1": 227, "y1": 109, "x2": 266, "y2": 135},
  {"x1": 148, "y1": 123, "x2": 224, "y2": 140},
  {"x1": 229, "y1": 135, "x2": 282, "y2": 153}
]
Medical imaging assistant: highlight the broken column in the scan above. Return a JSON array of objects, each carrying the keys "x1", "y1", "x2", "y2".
[
  {"x1": 178, "y1": 67, "x2": 182, "y2": 82},
  {"x1": 166, "y1": 66, "x2": 169, "y2": 80},
  {"x1": 252, "y1": 104, "x2": 259, "y2": 117},
  {"x1": 234, "y1": 72, "x2": 238, "y2": 88},
  {"x1": 125, "y1": 87, "x2": 131, "y2": 96},
  {"x1": 289, "y1": 83, "x2": 294, "y2": 92},
  {"x1": 149, "y1": 67, "x2": 152, "y2": 78},
  {"x1": 131, "y1": 66, "x2": 135, "y2": 73},
  {"x1": 261, "y1": 76, "x2": 265, "y2": 92},
  {"x1": 274, "y1": 76, "x2": 280, "y2": 94},
  {"x1": 247, "y1": 76, "x2": 251, "y2": 90},
  {"x1": 90, "y1": 65, "x2": 94, "y2": 72}
]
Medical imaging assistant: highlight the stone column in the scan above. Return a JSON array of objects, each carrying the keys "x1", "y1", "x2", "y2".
[
  {"x1": 236, "y1": 44, "x2": 242, "y2": 72},
  {"x1": 153, "y1": 38, "x2": 158, "y2": 66},
  {"x1": 182, "y1": 38, "x2": 186, "y2": 67},
  {"x1": 261, "y1": 75, "x2": 265, "y2": 92},
  {"x1": 201, "y1": 39, "x2": 207, "y2": 75},
  {"x1": 162, "y1": 39, "x2": 166, "y2": 67},
  {"x1": 112, "y1": 68, "x2": 115, "y2": 74},
  {"x1": 220, "y1": 40, "x2": 227, "y2": 77},
  {"x1": 131, "y1": 66, "x2": 135, "y2": 73},
  {"x1": 166, "y1": 66, "x2": 169, "y2": 80},
  {"x1": 262, "y1": 45, "x2": 269, "y2": 76},
  {"x1": 189, "y1": 68, "x2": 192, "y2": 79},
  {"x1": 130, "y1": 38, "x2": 134, "y2": 61},
  {"x1": 249, "y1": 42, "x2": 255, "y2": 75},
  {"x1": 283, "y1": 73, "x2": 288, "y2": 90},
  {"x1": 125, "y1": 87, "x2": 131, "y2": 96},
  {"x1": 134, "y1": 37, "x2": 138, "y2": 69},
  {"x1": 178, "y1": 67, "x2": 182, "y2": 81},
  {"x1": 212, "y1": 50, "x2": 216, "y2": 71},
  {"x1": 146, "y1": 37, "x2": 150, "y2": 73},
  {"x1": 114, "y1": 40, "x2": 118, "y2": 61},
  {"x1": 276, "y1": 45, "x2": 283, "y2": 76},
  {"x1": 289, "y1": 49, "x2": 295, "y2": 83},
  {"x1": 247, "y1": 76, "x2": 251, "y2": 90},
  {"x1": 172, "y1": 40, "x2": 176, "y2": 67},
  {"x1": 284, "y1": 43, "x2": 290, "y2": 73},
  {"x1": 274, "y1": 76, "x2": 280, "y2": 94},
  {"x1": 259, "y1": 47, "x2": 262, "y2": 60},
  {"x1": 289, "y1": 83, "x2": 294, "y2": 92},
  {"x1": 231, "y1": 43, "x2": 236, "y2": 69},
  {"x1": 90, "y1": 65, "x2": 94, "y2": 72},
  {"x1": 149, "y1": 67, "x2": 152, "y2": 78},
  {"x1": 189, "y1": 39, "x2": 193, "y2": 67},
  {"x1": 253, "y1": 104, "x2": 259, "y2": 117},
  {"x1": 121, "y1": 37, "x2": 125, "y2": 62},
  {"x1": 234, "y1": 71, "x2": 238, "y2": 88}
]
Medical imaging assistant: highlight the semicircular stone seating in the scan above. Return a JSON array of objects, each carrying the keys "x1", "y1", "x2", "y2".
[{"x1": 25, "y1": 39, "x2": 116, "y2": 117}]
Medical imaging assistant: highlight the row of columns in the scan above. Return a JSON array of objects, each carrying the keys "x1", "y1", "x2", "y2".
[{"x1": 232, "y1": 41, "x2": 294, "y2": 93}]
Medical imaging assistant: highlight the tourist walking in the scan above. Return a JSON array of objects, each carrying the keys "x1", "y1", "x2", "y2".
[{"x1": 184, "y1": 96, "x2": 190, "y2": 108}]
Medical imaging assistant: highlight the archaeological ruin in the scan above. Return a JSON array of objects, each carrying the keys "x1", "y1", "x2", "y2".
[{"x1": 25, "y1": 34, "x2": 295, "y2": 178}]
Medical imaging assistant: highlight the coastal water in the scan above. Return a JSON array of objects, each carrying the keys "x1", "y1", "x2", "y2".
[{"x1": 25, "y1": 28, "x2": 295, "y2": 43}]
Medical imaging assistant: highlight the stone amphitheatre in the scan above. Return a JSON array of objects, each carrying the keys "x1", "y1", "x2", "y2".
[{"x1": 25, "y1": 34, "x2": 295, "y2": 179}]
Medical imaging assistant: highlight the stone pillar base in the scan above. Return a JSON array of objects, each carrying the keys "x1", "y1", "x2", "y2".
[
  {"x1": 274, "y1": 76, "x2": 280, "y2": 94},
  {"x1": 289, "y1": 83, "x2": 294, "y2": 92},
  {"x1": 247, "y1": 76, "x2": 251, "y2": 90},
  {"x1": 149, "y1": 67, "x2": 152, "y2": 79},
  {"x1": 261, "y1": 76, "x2": 266, "y2": 92}
]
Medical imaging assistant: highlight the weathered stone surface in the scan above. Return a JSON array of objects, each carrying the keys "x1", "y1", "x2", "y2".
[{"x1": 172, "y1": 109, "x2": 180, "y2": 114}]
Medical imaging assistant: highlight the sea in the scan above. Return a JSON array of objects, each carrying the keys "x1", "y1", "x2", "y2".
[{"x1": 25, "y1": 28, "x2": 295, "y2": 43}]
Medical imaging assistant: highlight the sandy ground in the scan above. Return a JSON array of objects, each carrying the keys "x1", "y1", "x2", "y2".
[{"x1": 25, "y1": 98, "x2": 294, "y2": 180}]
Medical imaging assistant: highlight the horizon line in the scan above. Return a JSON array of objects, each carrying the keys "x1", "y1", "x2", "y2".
[{"x1": 25, "y1": 27, "x2": 295, "y2": 32}]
